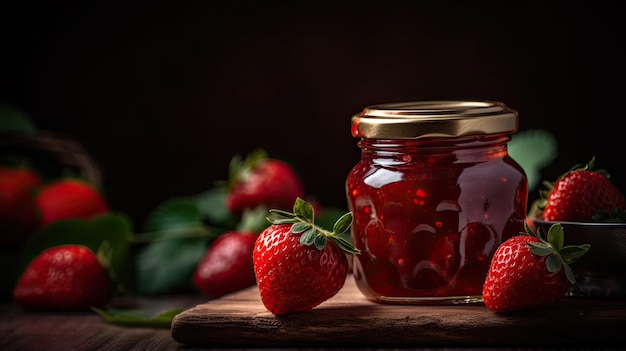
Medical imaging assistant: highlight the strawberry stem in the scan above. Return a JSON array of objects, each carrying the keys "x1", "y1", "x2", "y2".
[{"x1": 227, "y1": 148, "x2": 268, "y2": 191}]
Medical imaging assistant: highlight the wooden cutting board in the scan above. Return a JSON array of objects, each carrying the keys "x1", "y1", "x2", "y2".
[{"x1": 171, "y1": 275, "x2": 626, "y2": 348}]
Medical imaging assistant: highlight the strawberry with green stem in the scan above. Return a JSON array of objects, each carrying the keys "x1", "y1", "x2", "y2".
[
  {"x1": 482, "y1": 222, "x2": 590, "y2": 313},
  {"x1": 226, "y1": 149, "x2": 305, "y2": 216},
  {"x1": 253, "y1": 197, "x2": 359, "y2": 315},
  {"x1": 530, "y1": 157, "x2": 626, "y2": 222}
]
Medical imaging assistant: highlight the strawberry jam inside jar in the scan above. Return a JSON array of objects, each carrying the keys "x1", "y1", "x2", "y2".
[{"x1": 346, "y1": 101, "x2": 528, "y2": 304}]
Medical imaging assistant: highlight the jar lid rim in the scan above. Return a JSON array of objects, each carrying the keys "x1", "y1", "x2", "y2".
[{"x1": 352, "y1": 100, "x2": 518, "y2": 139}]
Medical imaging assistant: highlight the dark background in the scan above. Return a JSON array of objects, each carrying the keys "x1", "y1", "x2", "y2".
[{"x1": 1, "y1": 1, "x2": 624, "y2": 227}]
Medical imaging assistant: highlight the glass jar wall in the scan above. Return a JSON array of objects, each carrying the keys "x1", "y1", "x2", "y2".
[{"x1": 346, "y1": 101, "x2": 528, "y2": 304}]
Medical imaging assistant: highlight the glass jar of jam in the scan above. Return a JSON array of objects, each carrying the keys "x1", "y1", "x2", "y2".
[{"x1": 346, "y1": 100, "x2": 528, "y2": 304}]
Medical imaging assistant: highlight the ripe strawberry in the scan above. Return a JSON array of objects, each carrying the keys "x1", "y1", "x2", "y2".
[
  {"x1": 35, "y1": 178, "x2": 109, "y2": 227},
  {"x1": 193, "y1": 230, "x2": 259, "y2": 298},
  {"x1": 482, "y1": 222, "x2": 589, "y2": 313},
  {"x1": 226, "y1": 149, "x2": 305, "y2": 216},
  {"x1": 533, "y1": 157, "x2": 626, "y2": 222},
  {"x1": 13, "y1": 244, "x2": 113, "y2": 310},
  {"x1": 253, "y1": 197, "x2": 359, "y2": 315},
  {"x1": 0, "y1": 166, "x2": 42, "y2": 243}
]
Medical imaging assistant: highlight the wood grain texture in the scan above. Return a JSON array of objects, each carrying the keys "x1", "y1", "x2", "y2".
[
  {"x1": 171, "y1": 275, "x2": 626, "y2": 348},
  {"x1": 1, "y1": 294, "x2": 208, "y2": 351}
]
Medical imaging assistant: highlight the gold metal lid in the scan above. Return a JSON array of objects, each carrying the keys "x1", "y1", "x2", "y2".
[{"x1": 351, "y1": 100, "x2": 518, "y2": 139}]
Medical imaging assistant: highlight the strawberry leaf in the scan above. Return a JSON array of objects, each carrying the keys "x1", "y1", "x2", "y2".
[
  {"x1": 299, "y1": 228, "x2": 317, "y2": 245},
  {"x1": 293, "y1": 197, "x2": 314, "y2": 221},
  {"x1": 526, "y1": 223, "x2": 591, "y2": 285},
  {"x1": 527, "y1": 242, "x2": 552, "y2": 256},
  {"x1": 268, "y1": 217, "x2": 297, "y2": 225},
  {"x1": 547, "y1": 224, "x2": 564, "y2": 251},
  {"x1": 331, "y1": 236, "x2": 361, "y2": 254},
  {"x1": 507, "y1": 129, "x2": 557, "y2": 192},
  {"x1": 267, "y1": 209, "x2": 297, "y2": 223},
  {"x1": 135, "y1": 236, "x2": 207, "y2": 294},
  {"x1": 268, "y1": 198, "x2": 360, "y2": 254},
  {"x1": 237, "y1": 205, "x2": 270, "y2": 233},
  {"x1": 333, "y1": 212, "x2": 353, "y2": 234},
  {"x1": 137, "y1": 196, "x2": 219, "y2": 294},
  {"x1": 142, "y1": 197, "x2": 203, "y2": 233},
  {"x1": 563, "y1": 263, "x2": 576, "y2": 284},
  {"x1": 560, "y1": 244, "x2": 591, "y2": 264},
  {"x1": 196, "y1": 187, "x2": 237, "y2": 228},
  {"x1": 314, "y1": 235, "x2": 327, "y2": 250},
  {"x1": 546, "y1": 254, "x2": 563, "y2": 273},
  {"x1": 91, "y1": 307, "x2": 185, "y2": 328},
  {"x1": 0, "y1": 102, "x2": 37, "y2": 135},
  {"x1": 291, "y1": 222, "x2": 312, "y2": 234}
]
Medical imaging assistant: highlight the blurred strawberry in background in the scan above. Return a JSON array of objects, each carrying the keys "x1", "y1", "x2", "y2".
[
  {"x1": 0, "y1": 166, "x2": 42, "y2": 246},
  {"x1": 0, "y1": 102, "x2": 114, "y2": 302},
  {"x1": 226, "y1": 149, "x2": 305, "y2": 216},
  {"x1": 35, "y1": 178, "x2": 109, "y2": 227},
  {"x1": 13, "y1": 244, "x2": 113, "y2": 311},
  {"x1": 1, "y1": 103, "x2": 351, "y2": 316},
  {"x1": 193, "y1": 230, "x2": 259, "y2": 298}
]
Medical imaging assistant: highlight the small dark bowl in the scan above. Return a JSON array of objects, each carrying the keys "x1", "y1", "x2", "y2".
[{"x1": 532, "y1": 218, "x2": 626, "y2": 300}]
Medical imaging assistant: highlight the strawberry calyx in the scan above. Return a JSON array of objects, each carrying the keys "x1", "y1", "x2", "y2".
[
  {"x1": 227, "y1": 148, "x2": 267, "y2": 191},
  {"x1": 523, "y1": 221, "x2": 590, "y2": 285},
  {"x1": 266, "y1": 197, "x2": 361, "y2": 254}
]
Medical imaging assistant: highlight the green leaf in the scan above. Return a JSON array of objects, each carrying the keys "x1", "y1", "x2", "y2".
[
  {"x1": 546, "y1": 254, "x2": 562, "y2": 273},
  {"x1": 563, "y1": 263, "x2": 576, "y2": 284},
  {"x1": 196, "y1": 188, "x2": 237, "y2": 228},
  {"x1": 331, "y1": 236, "x2": 361, "y2": 255},
  {"x1": 135, "y1": 235, "x2": 208, "y2": 294},
  {"x1": 527, "y1": 242, "x2": 552, "y2": 256},
  {"x1": 333, "y1": 212, "x2": 353, "y2": 234},
  {"x1": 293, "y1": 197, "x2": 314, "y2": 221},
  {"x1": 560, "y1": 244, "x2": 591, "y2": 264},
  {"x1": 523, "y1": 219, "x2": 535, "y2": 237},
  {"x1": 20, "y1": 213, "x2": 134, "y2": 288},
  {"x1": 91, "y1": 307, "x2": 185, "y2": 328},
  {"x1": 547, "y1": 224, "x2": 564, "y2": 251},
  {"x1": 313, "y1": 234, "x2": 327, "y2": 250},
  {"x1": 291, "y1": 222, "x2": 312, "y2": 234},
  {"x1": 137, "y1": 197, "x2": 218, "y2": 294},
  {"x1": 267, "y1": 217, "x2": 296, "y2": 225},
  {"x1": 267, "y1": 201, "x2": 360, "y2": 255},
  {"x1": 299, "y1": 228, "x2": 317, "y2": 245},
  {"x1": 267, "y1": 209, "x2": 297, "y2": 223},
  {"x1": 0, "y1": 102, "x2": 37, "y2": 135},
  {"x1": 508, "y1": 129, "x2": 558, "y2": 192},
  {"x1": 237, "y1": 205, "x2": 270, "y2": 233},
  {"x1": 143, "y1": 197, "x2": 203, "y2": 233}
]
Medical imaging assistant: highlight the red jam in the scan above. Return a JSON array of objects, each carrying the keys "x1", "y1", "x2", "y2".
[{"x1": 346, "y1": 101, "x2": 528, "y2": 304}]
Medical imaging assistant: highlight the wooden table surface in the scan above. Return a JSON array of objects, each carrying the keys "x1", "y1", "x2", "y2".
[
  {"x1": 1, "y1": 294, "x2": 209, "y2": 351},
  {"x1": 172, "y1": 275, "x2": 626, "y2": 349},
  {"x1": 3, "y1": 274, "x2": 626, "y2": 351}
]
